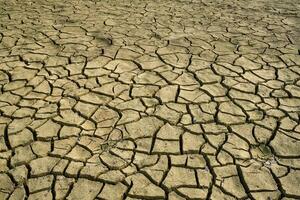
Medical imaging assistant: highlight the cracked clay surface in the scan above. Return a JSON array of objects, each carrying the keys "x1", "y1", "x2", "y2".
[{"x1": 0, "y1": 0, "x2": 300, "y2": 199}]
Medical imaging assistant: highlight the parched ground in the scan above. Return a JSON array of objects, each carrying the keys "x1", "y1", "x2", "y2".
[{"x1": 0, "y1": 0, "x2": 300, "y2": 199}]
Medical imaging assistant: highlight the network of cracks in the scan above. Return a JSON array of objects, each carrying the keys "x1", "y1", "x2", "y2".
[{"x1": 0, "y1": 0, "x2": 300, "y2": 199}]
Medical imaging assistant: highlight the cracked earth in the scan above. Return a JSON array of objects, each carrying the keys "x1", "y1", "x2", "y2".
[{"x1": 0, "y1": 0, "x2": 300, "y2": 199}]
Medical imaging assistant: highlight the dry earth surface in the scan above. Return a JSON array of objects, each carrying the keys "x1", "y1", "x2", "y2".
[{"x1": 0, "y1": 0, "x2": 300, "y2": 199}]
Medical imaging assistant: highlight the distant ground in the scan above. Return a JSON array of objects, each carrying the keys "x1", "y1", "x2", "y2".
[{"x1": 0, "y1": 0, "x2": 300, "y2": 199}]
